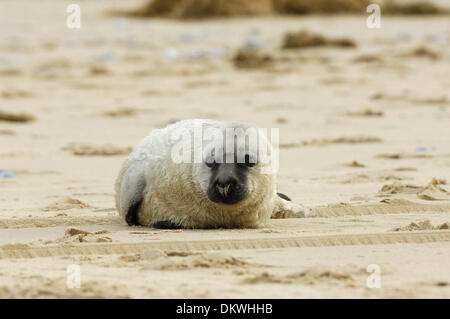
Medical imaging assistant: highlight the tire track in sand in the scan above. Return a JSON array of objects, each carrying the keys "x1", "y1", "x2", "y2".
[
  {"x1": 1, "y1": 231, "x2": 449, "y2": 259},
  {"x1": 314, "y1": 202, "x2": 450, "y2": 217},
  {"x1": 0, "y1": 203, "x2": 448, "y2": 229}
]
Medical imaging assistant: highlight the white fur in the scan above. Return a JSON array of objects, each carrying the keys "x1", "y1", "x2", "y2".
[{"x1": 115, "y1": 119, "x2": 310, "y2": 228}]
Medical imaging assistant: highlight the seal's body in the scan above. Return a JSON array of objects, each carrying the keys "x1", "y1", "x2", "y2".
[{"x1": 115, "y1": 119, "x2": 313, "y2": 229}]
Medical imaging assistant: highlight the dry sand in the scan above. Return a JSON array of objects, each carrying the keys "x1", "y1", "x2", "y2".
[{"x1": 0, "y1": 0, "x2": 449, "y2": 298}]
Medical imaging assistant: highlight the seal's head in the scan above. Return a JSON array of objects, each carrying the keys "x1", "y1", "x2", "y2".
[
  {"x1": 205, "y1": 153, "x2": 256, "y2": 205},
  {"x1": 192, "y1": 122, "x2": 274, "y2": 209}
]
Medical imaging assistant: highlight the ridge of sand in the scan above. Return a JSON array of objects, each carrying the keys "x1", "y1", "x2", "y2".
[
  {"x1": 314, "y1": 201, "x2": 450, "y2": 217},
  {"x1": 0, "y1": 215, "x2": 121, "y2": 229},
  {"x1": 1, "y1": 231, "x2": 449, "y2": 259}
]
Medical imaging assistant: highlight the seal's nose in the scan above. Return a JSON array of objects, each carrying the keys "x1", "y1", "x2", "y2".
[{"x1": 214, "y1": 179, "x2": 236, "y2": 198}]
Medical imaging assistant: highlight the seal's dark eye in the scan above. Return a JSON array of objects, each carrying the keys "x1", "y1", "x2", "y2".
[
  {"x1": 238, "y1": 154, "x2": 256, "y2": 168},
  {"x1": 205, "y1": 156, "x2": 217, "y2": 168}
]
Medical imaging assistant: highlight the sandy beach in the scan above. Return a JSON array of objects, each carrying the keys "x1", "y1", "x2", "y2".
[{"x1": 0, "y1": 0, "x2": 449, "y2": 298}]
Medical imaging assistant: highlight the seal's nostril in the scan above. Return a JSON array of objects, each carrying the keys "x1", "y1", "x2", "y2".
[
  {"x1": 208, "y1": 176, "x2": 245, "y2": 205},
  {"x1": 215, "y1": 179, "x2": 236, "y2": 197},
  {"x1": 216, "y1": 183, "x2": 231, "y2": 197}
]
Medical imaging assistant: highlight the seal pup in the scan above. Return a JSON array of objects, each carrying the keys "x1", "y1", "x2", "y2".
[{"x1": 115, "y1": 119, "x2": 314, "y2": 229}]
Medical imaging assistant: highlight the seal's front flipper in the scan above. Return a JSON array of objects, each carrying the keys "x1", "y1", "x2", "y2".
[
  {"x1": 153, "y1": 220, "x2": 184, "y2": 229},
  {"x1": 119, "y1": 162, "x2": 147, "y2": 226},
  {"x1": 272, "y1": 193, "x2": 316, "y2": 219},
  {"x1": 126, "y1": 201, "x2": 142, "y2": 226}
]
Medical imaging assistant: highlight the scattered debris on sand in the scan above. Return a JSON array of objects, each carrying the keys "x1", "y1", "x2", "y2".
[
  {"x1": 352, "y1": 53, "x2": 385, "y2": 63},
  {"x1": 406, "y1": 46, "x2": 441, "y2": 60},
  {"x1": 124, "y1": 0, "x2": 373, "y2": 18},
  {"x1": 435, "y1": 281, "x2": 449, "y2": 287},
  {"x1": 394, "y1": 167, "x2": 417, "y2": 172},
  {"x1": 343, "y1": 160, "x2": 366, "y2": 168},
  {"x1": 370, "y1": 91, "x2": 405, "y2": 101},
  {"x1": 89, "y1": 65, "x2": 111, "y2": 76},
  {"x1": 65, "y1": 228, "x2": 92, "y2": 236},
  {"x1": 120, "y1": 0, "x2": 448, "y2": 19},
  {"x1": 232, "y1": 48, "x2": 273, "y2": 69},
  {"x1": 411, "y1": 96, "x2": 448, "y2": 105},
  {"x1": 0, "y1": 68, "x2": 22, "y2": 77},
  {"x1": 345, "y1": 108, "x2": 383, "y2": 117},
  {"x1": 120, "y1": 0, "x2": 273, "y2": 19},
  {"x1": 393, "y1": 220, "x2": 449, "y2": 231},
  {"x1": 281, "y1": 29, "x2": 356, "y2": 49},
  {"x1": 382, "y1": 1, "x2": 449, "y2": 15},
  {"x1": 43, "y1": 197, "x2": 92, "y2": 211},
  {"x1": 1, "y1": 89, "x2": 33, "y2": 99},
  {"x1": 273, "y1": 0, "x2": 369, "y2": 14},
  {"x1": 320, "y1": 136, "x2": 382, "y2": 144},
  {"x1": 62, "y1": 143, "x2": 132, "y2": 156},
  {"x1": 376, "y1": 153, "x2": 431, "y2": 160},
  {"x1": 280, "y1": 136, "x2": 382, "y2": 148},
  {"x1": 0, "y1": 171, "x2": 16, "y2": 179},
  {"x1": 0, "y1": 110, "x2": 36, "y2": 123},
  {"x1": 103, "y1": 107, "x2": 138, "y2": 117},
  {"x1": 0, "y1": 129, "x2": 16, "y2": 136},
  {"x1": 370, "y1": 91, "x2": 448, "y2": 105}
]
